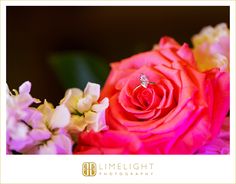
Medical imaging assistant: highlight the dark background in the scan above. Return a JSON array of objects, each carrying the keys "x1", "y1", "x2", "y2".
[{"x1": 7, "y1": 6, "x2": 229, "y2": 104}]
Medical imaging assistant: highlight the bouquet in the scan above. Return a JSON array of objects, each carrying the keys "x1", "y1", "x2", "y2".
[{"x1": 7, "y1": 23, "x2": 230, "y2": 154}]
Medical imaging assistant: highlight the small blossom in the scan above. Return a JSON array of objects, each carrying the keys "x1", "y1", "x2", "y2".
[
  {"x1": 61, "y1": 82, "x2": 109, "y2": 134},
  {"x1": 32, "y1": 100, "x2": 72, "y2": 154},
  {"x1": 7, "y1": 81, "x2": 40, "y2": 121},
  {"x1": 192, "y1": 23, "x2": 229, "y2": 72},
  {"x1": 60, "y1": 88, "x2": 83, "y2": 113}
]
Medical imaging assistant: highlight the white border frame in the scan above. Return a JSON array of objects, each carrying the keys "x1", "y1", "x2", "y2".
[{"x1": 1, "y1": 1, "x2": 235, "y2": 184}]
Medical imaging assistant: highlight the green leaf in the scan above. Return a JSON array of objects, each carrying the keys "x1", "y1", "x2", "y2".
[{"x1": 49, "y1": 52, "x2": 110, "y2": 89}]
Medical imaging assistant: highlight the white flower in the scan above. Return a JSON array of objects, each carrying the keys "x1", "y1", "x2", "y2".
[
  {"x1": 61, "y1": 82, "x2": 109, "y2": 133},
  {"x1": 192, "y1": 23, "x2": 229, "y2": 72},
  {"x1": 192, "y1": 23, "x2": 229, "y2": 45}
]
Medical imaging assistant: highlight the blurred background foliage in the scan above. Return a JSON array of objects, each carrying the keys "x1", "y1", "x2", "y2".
[
  {"x1": 7, "y1": 6, "x2": 229, "y2": 104},
  {"x1": 49, "y1": 52, "x2": 109, "y2": 89}
]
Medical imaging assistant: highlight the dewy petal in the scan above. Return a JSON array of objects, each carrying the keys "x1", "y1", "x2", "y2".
[
  {"x1": 50, "y1": 104, "x2": 70, "y2": 129},
  {"x1": 38, "y1": 140, "x2": 57, "y2": 154},
  {"x1": 77, "y1": 95, "x2": 93, "y2": 113},
  {"x1": 19, "y1": 81, "x2": 31, "y2": 94},
  {"x1": 84, "y1": 82, "x2": 100, "y2": 102},
  {"x1": 91, "y1": 97, "x2": 109, "y2": 112},
  {"x1": 60, "y1": 88, "x2": 83, "y2": 112}
]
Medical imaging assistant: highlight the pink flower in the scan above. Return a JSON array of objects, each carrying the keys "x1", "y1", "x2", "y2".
[
  {"x1": 7, "y1": 82, "x2": 73, "y2": 154},
  {"x1": 7, "y1": 81, "x2": 40, "y2": 153},
  {"x1": 7, "y1": 81, "x2": 39, "y2": 121},
  {"x1": 98, "y1": 37, "x2": 229, "y2": 154},
  {"x1": 28, "y1": 100, "x2": 72, "y2": 154}
]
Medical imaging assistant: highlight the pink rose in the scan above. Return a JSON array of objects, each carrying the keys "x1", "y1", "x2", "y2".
[
  {"x1": 74, "y1": 130, "x2": 144, "y2": 154},
  {"x1": 98, "y1": 37, "x2": 229, "y2": 154}
]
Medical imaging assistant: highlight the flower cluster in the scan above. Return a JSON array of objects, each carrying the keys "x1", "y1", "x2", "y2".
[
  {"x1": 7, "y1": 23, "x2": 230, "y2": 154},
  {"x1": 7, "y1": 82, "x2": 109, "y2": 154}
]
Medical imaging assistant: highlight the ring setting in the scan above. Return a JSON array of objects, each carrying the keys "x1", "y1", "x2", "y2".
[{"x1": 133, "y1": 73, "x2": 155, "y2": 93}]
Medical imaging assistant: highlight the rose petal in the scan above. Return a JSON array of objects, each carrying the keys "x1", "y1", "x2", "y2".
[
  {"x1": 158, "y1": 36, "x2": 180, "y2": 50},
  {"x1": 100, "y1": 51, "x2": 172, "y2": 99},
  {"x1": 177, "y1": 43, "x2": 196, "y2": 67},
  {"x1": 75, "y1": 130, "x2": 143, "y2": 154}
]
